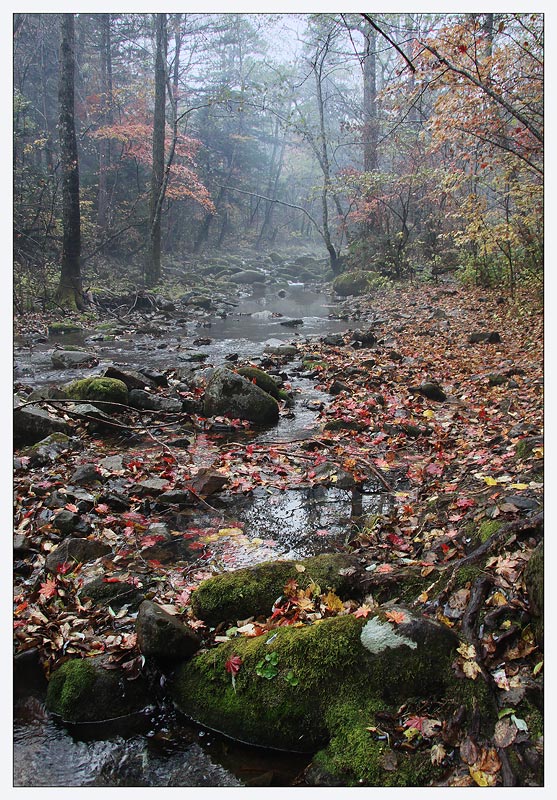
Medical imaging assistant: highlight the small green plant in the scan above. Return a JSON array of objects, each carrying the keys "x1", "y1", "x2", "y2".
[
  {"x1": 284, "y1": 669, "x2": 299, "y2": 687},
  {"x1": 256, "y1": 651, "x2": 279, "y2": 679}
]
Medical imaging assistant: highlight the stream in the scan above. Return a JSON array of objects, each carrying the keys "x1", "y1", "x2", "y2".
[{"x1": 13, "y1": 281, "x2": 389, "y2": 787}]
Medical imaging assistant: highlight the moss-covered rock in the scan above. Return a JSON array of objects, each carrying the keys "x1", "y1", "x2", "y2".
[
  {"x1": 63, "y1": 377, "x2": 128, "y2": 410},
  {"x1": 170, "y1": 608, "x2": 460, "y2": 758},
  {"x1": 332, "y1": 271, "x2": 371, "y2": 297},
  {"x1": 190, "y1": 553, "x2": 363, "y2": 626},
  {"x1": 236, "y1": 366, "x2": 281, "y2": 400},
  {"x1": 203, "y1": 367, "x2": 279, "y2": 425},
  {"x1": 48, "y1": 321, "x2": 82, "y2": 335},
  {"x1": 46, "y1": 655, "x2": 150, "y2": 722}
]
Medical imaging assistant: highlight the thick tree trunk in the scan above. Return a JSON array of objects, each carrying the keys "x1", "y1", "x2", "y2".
[
  {"x1": 55, "y1": 13, "x2": 83, "y2": 310},
  {"x1": 145, "y1": 13, "x2": 167, "y2": 287}
]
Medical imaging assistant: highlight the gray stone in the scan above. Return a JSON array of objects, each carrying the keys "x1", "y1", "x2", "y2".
[
  {"x1": 52, "y1": 509, "x2": 80, "y2": 535},
  {"x1": 79, "y1": 574, "x2": 146, "y2": 611},
  {"x1": 14, "y1": 398, "x2": 71, "y2": 448},
  {"x1": 136, "y1": 600, "x2": 201, "y2": 662},
  {"x1": 45, "y1": 538, "x2": 112, "y2": 573},
  {"x1": 103, "y1": 366, "x2": 156, "y2": 390},
  {"x1": 70, "y1": 463, "x2": 104, "y2": 485},
  {"x1": 51, "y1": 349, "x2": 98, "y2": 369},
  {"x1": 128, "y1": 389, "x2": 182, "y2": 412}
]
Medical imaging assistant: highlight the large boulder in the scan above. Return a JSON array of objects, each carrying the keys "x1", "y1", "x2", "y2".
[
  {"x1": 332, "y1": 271, "x2": 371, "y2": 297},
  {"x1": 46, "y1": 655, "x2": 150, "y2": 723},
  {"x1": 203, "y1": 367, "x2": 279, "y2": 425},
  {"x1": 136, "y1": 601, "x2": 201, "y2": 663},
  {"x1": 13, "y1": 398, "x2": 71, "y2": 448},
  {"x1": 170, "y1": 608, "x2": 465, "y2": 766},
  {"x1": 190, "y1": 554, "x2": 364, "y2": 627}
]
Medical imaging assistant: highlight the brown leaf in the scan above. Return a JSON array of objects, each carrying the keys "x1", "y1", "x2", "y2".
[
  {"x1": 460, "y1": 736, "x2": 479, "y2": 765},
  {"x1": 494, "y1": 718, "x2": 517, "y2": 748}
]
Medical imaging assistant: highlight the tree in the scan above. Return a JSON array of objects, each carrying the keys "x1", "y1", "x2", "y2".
[
  {"x1": 145, "y1": 13, "x2": 167, "y2": 286},
  {"x1": 55, "y1": 12, "x2": 83, "y2": 309}
]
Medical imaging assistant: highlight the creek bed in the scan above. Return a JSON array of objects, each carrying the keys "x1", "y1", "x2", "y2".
[{"x1": 14, "y1": 281, "x2": 384, "y2": 786}]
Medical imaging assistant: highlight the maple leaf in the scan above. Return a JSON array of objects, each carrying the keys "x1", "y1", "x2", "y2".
[
  {"x1": 39, "y1": 578, "x2": 58, "y2": 600},
  {"x1": 322, "y1": 591, "x2": 344, "y2": 614},
  {"x1": 385, "y1": 610, "x2": 407, "y2": 624},
  {"x1": 354, "y1": 604, "x2": 372, "y2": 618}
]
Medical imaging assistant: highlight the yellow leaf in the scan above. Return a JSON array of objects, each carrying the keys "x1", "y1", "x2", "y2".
[
  {"x1": 295, "y1": 564, "x2": 306, "y2": 573},
  {"x1": 483, "y1": 476, "x2": 499, "y2": 486},
  {"x1": 423, "y1": 409, "x2": 435, "y2": 419},
  {"x1": 463, "y1": 660, "x2": 482, "y2": 680},
  {"x1": 469, "y1": 768, "x2": 495, "y2": 787},
  {"x1": 418, "y1": 591, "x2": 429, "y2": 603},
  {"x1": 457, "y1": 642, "x2": 477, "y2": 660},
  {"x1": 509, "y1": 483, "x2": 528, "y2": 490},
  {"x1": 322, "y1": 591, "x2": 344, "y2": 613},
  {"x1": 250, "y1": 537, "x2": 264, "y2": 545}
]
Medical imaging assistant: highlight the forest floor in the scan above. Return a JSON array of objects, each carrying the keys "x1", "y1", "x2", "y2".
[{"x1": 13, "y1": 278, "x2": 544, "y2": 786}]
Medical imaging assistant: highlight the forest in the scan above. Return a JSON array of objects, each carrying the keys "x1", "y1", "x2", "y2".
[{"x1": 13, "y1": 12, "x2": 543, "y2": 789}]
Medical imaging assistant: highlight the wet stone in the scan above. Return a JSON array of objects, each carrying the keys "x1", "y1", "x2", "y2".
[
  {"x1": 45, "y1": 538, "x2": 112, "y2": 573},
  {"x1": 70, "y1": 463, "x2": 104, "y2": 485}
]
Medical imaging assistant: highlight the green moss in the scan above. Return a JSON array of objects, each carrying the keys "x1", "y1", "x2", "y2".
[
  {"x1": 190, "y1": 553, "x2": 361, "y2": 626},
  {"x1": 332, "y1": 272, "x2": 371, "y2": 297},
  {"x1": 478, "y1": 519, "x2": 503, "y2": 543},
  {"x1": 46, "y1": 658, "x2": 96, "y2": 719},
  {"x1": 236, "y1": 366, "x2": 281, "y2": 399},
  {"x1": 64, "y1": 377, "x2": 128, "y2": 408},
  {"x1": 48, "y1": 321, "x2": 82, "y2": 334},
  {"x1": 302, "y1": 359, "x2": 327, "y2": 370},
  {"x1": 453, "y1": 564, "x2": 483, "y2": 589},
  {"x1": 314, "y1": 701, "x2": 442, "y2": 786},
  {"x1": 171, "y1": 610, "x2": 465, "y2": 774}
]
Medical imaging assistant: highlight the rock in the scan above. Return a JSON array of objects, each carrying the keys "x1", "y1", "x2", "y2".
[
  {"x1": 46, "y1": 655, "x2": 150, "y2": 723},
  {"x1": 263, "y1": 339, "x2": 298, "y2": 357},
  {"x1": 51, "y1": 349, "x2": 98, "y2": 369},
  {"x1": 322, "y1": 334, "x2": 344, "y2": 347},
  {"x1": 155, "y1": 489, "x2": 193, "y2": 506},
  {"x1": 469, "y1": 331, "x2": 501, "y2": 344},
  {"x1": 132, "y1": 477, "x2": 170, "y2": 496},
  {"x1": 128, "y1": 389, "x2": 182, "y2": 412},
  {"x1": 52, "y1": 509, "x2": 81, "y2": 535},
  {"x1": 332, "y1": 271, "x2": 371, "y2": 297},
  {"x1": 14, "y1": 648, "x2": 48, "y2": 699},
  {"x1": 139, "y1": 369, "x2": 168, "y2": 387},
  {"x1": 67, "y1": 402, "x2": 122, "y2": 432},
  {"x1": 269, "y1": 252, "x2": 284, "y2": 265},
  {"x1": 45, "y1": 538, "x2": 112, "y2": 573},
  {"x1": 235, "y1": 366, "x2": 282, "y2": 400},
  {"x1": 488, "y1": 373, "x2": 506, "y2": 386},
  {"x1": 13, "y1": 398, "x2": 72, "y2": 448},
  {"x1": 79, "y1": 574, "x2": 146, "y2": 611},
  {"x1": 170, "y1": 607, "x2": 463, "y2": 765},
  {"x1": 203, "y1": 367, "x2": 279, "y2": 425},
  {"x1": 524, "y1": 541, "x2": 543, "y2": 649},
  {"x1": 19, "y1": 432, "x2": 73, "y2": 466},
  {"x1": 103, "y1": 366, "x2": 157, "y2": 390},
  {"x1": 410, "y1": 381, "x2": 447, "y2": 402},
  {"x1": 351, "y1": 328, "x2": 377, "y2": 347},
  {"x1": 63, "y1": 377, "x2": 128, "y2": 410},
  {"x1": 230, "y1": 269, "x2": 266, "y2": 284},
  {"x1": 280, "y1": 318, "x2": 304, "y2": 327},
  {"x1": 328, "y1": 380, "x2": 350, "y2": 395},
  {"x1": 190, "y1": 553, "x2": 363, "y2": 627},
  {"x1": 136, "y1": 601, "x2": 201, "y2": 663},
  {"x1": 70, "y1": 463, "x2": 104, "y2": 485}
]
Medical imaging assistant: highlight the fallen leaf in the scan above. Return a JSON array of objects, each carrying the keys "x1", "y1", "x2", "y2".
[{"x1": 385, "y1": 610, "x2": 407, "y2": 624}]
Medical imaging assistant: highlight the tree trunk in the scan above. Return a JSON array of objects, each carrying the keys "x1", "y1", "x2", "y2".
[
  {"x1": 55, "y1": 13, "x2": 83, "y2": 310},
  {"x1": 362, "y1": 20, "x2": 378, "y2": 172},
  {"x1": 97, "y1": 14, "x2": 113, "y2": 233},
  {"x1": 145, "y1": 13, "x2": 167, "y2": 287}
]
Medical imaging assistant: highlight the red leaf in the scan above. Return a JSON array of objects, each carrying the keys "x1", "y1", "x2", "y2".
[
  {"x1": 64, "y1": 503, "x2": 79, "y2": 513},
  {"x1": 39, "y1": 578, "x2": 58, "y2": 599},
  {"x1": 95, "y1": 503, "x2": 110, "y2": 514},
  {"x1": 225, "y1": 655, "x2": 242, "y2": 676}
]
